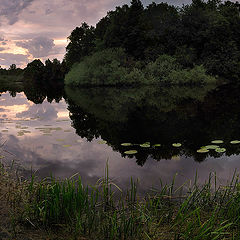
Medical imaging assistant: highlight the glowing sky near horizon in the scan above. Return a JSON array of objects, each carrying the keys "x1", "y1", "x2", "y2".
[{"x1": 0, "y1": 0, "x2": 217, "y2": 68}]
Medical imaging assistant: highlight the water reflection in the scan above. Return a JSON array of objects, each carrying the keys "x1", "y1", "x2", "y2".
[{"x1": 1, "y1": 82, "x2": 240, "y2": 192}]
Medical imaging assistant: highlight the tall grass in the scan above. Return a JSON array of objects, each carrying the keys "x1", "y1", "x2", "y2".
[{"x1": 21, "y1": 166, "x2": 240, "y2": 239}]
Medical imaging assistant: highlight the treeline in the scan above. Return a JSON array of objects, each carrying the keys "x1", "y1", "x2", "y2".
[
  {"x1": 0, "y1": 64, "x2": 23, "y2": 76},
  {"x1": 23, "y1": 58, "x2": 67, "y2": 83},
  {"x1": 64, "y1": 0, "x2": 240, "y2": 86},
  {"x1": 0, "y1": 58, "x2": 67, "y2": 84}
]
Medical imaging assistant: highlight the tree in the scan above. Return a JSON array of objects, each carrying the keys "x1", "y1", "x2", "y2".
[
  {"x1": 65, "y1": 22, "x2": 96, "y2": 68},
  {"x1": 23, "y1": 59, "x2": 45, "y2": 81}
]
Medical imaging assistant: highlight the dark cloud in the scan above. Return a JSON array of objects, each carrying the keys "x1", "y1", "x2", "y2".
[
  {"x1": 0, "y1": 53, "x2": 28, "y2": 67},
  {"x1": 16, "y1": 36, "x2": 55, "y2": 58},
  {"x1": 0, "y1": 47, "x2": 5, "y2": 51},
  {"x1": 0, "y1": 0, "x2": 35, "y2": 25},
  {"x1": 142, "y1": 0, "x2": 192, "y2": 6}
]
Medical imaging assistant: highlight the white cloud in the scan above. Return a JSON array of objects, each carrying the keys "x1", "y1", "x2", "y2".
[
  {"x1": 0, "y1": 52, "x2": 28, "y2": 67},
  {"x1": 16, "y1": 36, "x2": 55, "y2": 58}
]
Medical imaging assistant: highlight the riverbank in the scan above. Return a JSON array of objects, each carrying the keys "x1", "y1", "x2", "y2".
[{"x1": 0, "y1": 162, "x2": 239, "y2": 240}]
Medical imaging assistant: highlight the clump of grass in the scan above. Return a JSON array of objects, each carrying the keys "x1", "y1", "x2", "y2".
[
  {"x1": 22, "y1": 167, "x2": 240, "y2": 240},
  {"x1": 2, "y1": 161, "x2": 240, "y2": 239}
]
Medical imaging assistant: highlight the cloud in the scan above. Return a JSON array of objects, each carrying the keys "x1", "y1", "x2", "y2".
[
  {"x1": 16, "y1": 36, "x2": 55, "y2": 58},
  {"x1": 0, "y1": 47, "x2": 5, "y2": 52},
  {"x1": 0, "y1": 52, "x2": 28, "y2": 67},
  {"x1": 0, "y1": 0, "x2": 35, "y2": 25}
]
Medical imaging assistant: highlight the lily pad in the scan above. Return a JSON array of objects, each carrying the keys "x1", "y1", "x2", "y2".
[
  {"x1": 0, "y1": 156, "x2": 5, "y2": 159},
  {"x1": 121, "y1": 143, "x2": 132, "y2": 146},
  {"x1": 153, "y1": 144, "x2": 161, "y2": 147},
  {"x1": 215, "y1": 148, "x2": 226, "y2": 153},
  {"x1": 230, "y1": 140, "x2": 240, "y2": 144},
  {"x1": 204, "y1": 145, "x2": 219, "y2": 150},
  {"x1": 140, "y1": 143, "x2": 150, "y2": 148},
  {"x1": 211, "y1": 140, "x2": 223, "y2": 144},
  {"x1": 98, "y1": 140, "x2": 107, "y2": 144},
  {"x1": 2, "y1": 130, "x2": 8, "y2": 132},
  {"x1": 197, "y1": 149, "x2": 209, "y2": 153},
  {"x1": 56, "y1": 139, "x2": 64, "y2": 142},
  {"x1": 62, "y1": 145, "x2": 72, "y2": 148},
  {"x1": 17, "y1": 132, "x2": 24, "y2": 136},
  {"x1": 172, "y1": 143, "x2": 182, "y2": 147},
  {"x1": 124, "y1": 150, "x2": 138, "y2": 155}
]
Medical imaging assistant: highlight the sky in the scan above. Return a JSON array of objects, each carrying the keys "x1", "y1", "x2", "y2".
[{"x1": 0, "y1": 0, "x2": 193, "y2": 69}]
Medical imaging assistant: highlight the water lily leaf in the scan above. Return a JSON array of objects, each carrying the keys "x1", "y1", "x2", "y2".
[
  {"x1": 140, "y1": 143, "x2": 150, "y2": 148},
  {"x1": 64, "y1": 130, "x2": 71, "y2": 132},
  {"x1": 211, "y1": 140, "x2": 223, "y2": 144},
  {"x1": 215, "y1": 148, "x2": 226, "y2": 153},
  {"x1": 124, "y1": 150, "x2": 137, "y2": 155},
  {"x1": 98, "y1": 140, "x2": 107, "y2": 144},
  {"x1": 153, "y1": 144, "x2": 161, "y2": 147},
  {"x1": 43, "y1": 134, "x2": 52, "y2": 136},
  {"x1": 230, "y1": 140, "x2": 240, "y2": 144},
  {"x1": 172, "y1": 143, "x2": 182, "y2": 147},
  {"x1": 0, "y1": 156, "x2": 5, "y2": 159},
  {"x1": 2, "y1": 130, "x2": 8, "y2": 132},
  {"x1": 17, "y1": 131, "x2": 24, "y2": 136},
  {"x1": 204, "y1": 145, "x2": 219, "y2": 149},
  {"x1": 197, "y1": 149, "x2": 209, "y2": 153},
  {"x1": 121, "y1": 143, "x2": 132, "y2": 146},
  {"x1": 62, "y1": 145, "x2": 72, "y2": 147},
  {"x1": 56, "y1": 139, "x2": 64, "y2": 142}
]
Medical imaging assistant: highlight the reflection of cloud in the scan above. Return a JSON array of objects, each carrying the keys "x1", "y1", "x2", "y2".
[
  {"x1": 16, "y1": 102, "x2": 58, "y2": 121},
  {"x1": 0, "y1": 93, "x2": 29, "y2": 106},
  {"x1": 0, "y1": 107, "x2": 10, "y2": 112}
]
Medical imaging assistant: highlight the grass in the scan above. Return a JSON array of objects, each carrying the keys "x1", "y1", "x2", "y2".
[{"x1": 1, "y1": 162, "x2": 240, "y2": 239}]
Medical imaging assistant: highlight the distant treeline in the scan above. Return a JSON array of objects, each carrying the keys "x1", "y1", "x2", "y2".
[
  {"x1": 0, "y1": 59, "x2": 67, "y2": 84},
  {"x1": 1, "y1": 0, "x2": 240, "y2": 86}
]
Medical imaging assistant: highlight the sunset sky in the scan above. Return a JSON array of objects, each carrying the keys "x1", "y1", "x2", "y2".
[{"x1": 0, "y1": 0, "x2": 197, "y2": 69}]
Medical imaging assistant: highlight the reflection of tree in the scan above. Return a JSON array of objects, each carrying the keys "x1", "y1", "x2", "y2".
[
  {"x1": 65, "y1": 83, "x2": 240, "y2": 165},
  {"x1": 23, "y1": 79, "x2": 64, "y2": 104},
  {"x1": 68, "y1": 104, "x2": 100, "y2": 141}
]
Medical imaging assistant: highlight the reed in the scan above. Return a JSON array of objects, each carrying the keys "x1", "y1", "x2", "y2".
[{"x1": 3, "y1": 162, "x2": 240, "y2": 239}]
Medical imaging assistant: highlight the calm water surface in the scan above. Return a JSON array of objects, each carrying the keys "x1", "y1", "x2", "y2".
[{"x1": 1, "y1": 83, "x2": 240, "y2": 192}]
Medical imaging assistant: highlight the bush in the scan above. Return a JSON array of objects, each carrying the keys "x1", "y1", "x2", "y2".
[
  {"x1": 65, "y1": 48, "x2": 145, "y2": 86},
  {"x1": 144, "y1": 55, "x2": 180, "y2": 83},
  {"x1": 163, "y1": 65, "x2": 216, "y2": 85}
]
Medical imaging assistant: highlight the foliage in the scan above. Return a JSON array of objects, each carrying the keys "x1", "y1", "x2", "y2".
[
  {"x1": 65, "y1": 52, "x2": 214, "y2": 86},
  {"x1": 144, "y1": 55, "x2": 180, "y2": 83},
  {"x1": 65, "y1": 48, "x2": 146, "y2": 86},
  {"x1": 64, "y1": 0, "x2": 240, "y2": 82},
  {"x1": 163, "y1": 65, "x2": 216, "y2": 85},
  {"x1": 65, "y1": 22, "x2": 96, "y2": 68},
  {"x1": 23, "y1": 59, "x2": 45, "y2": 81}
]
